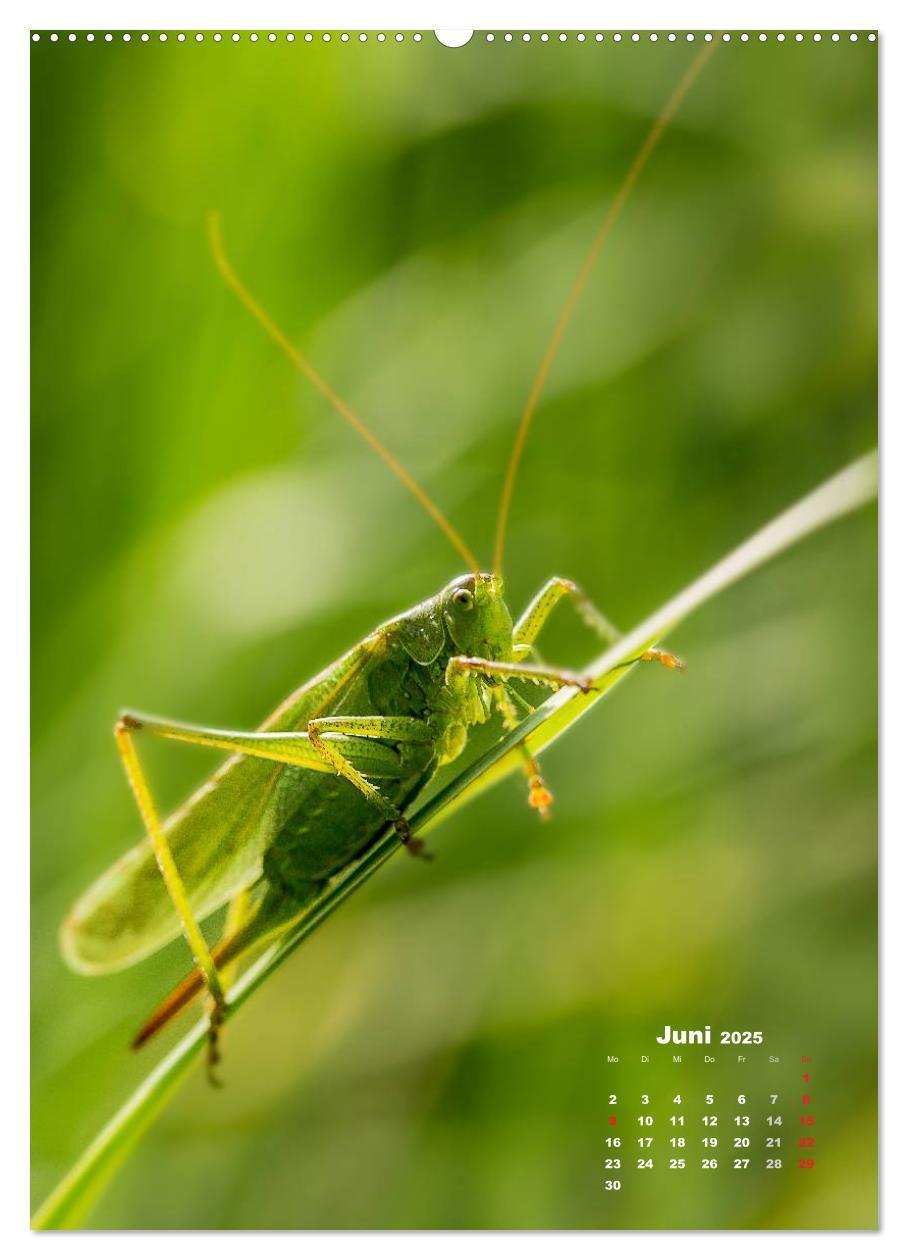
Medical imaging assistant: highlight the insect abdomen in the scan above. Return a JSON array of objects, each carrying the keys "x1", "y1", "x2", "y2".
[{"x1": 263, "y1": 751, "x2": 435, "y2": 895}]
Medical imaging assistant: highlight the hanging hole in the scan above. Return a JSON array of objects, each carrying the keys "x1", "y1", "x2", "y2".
[{"x1": 434, "y1": 29, "x2": 473, "y2": 48}]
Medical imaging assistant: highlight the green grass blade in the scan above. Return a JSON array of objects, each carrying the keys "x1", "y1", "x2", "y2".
[{"x1": 32, "y1": 449, "x2": 877, "y2": 1230}]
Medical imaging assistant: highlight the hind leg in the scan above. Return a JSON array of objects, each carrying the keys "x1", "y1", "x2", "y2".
[{"x1": 115, "y1": 709, "x2": 401, "y2": 1081}]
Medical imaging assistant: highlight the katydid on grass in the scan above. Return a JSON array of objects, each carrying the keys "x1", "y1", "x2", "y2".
[{"x1": 61, "y1": 44, "x2": 712, "y2": 1081}]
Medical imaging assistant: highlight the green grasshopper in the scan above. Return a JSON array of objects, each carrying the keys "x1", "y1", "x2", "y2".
[{"x1": 61, "y1": 46, "x2": 711, "y2": 1080}]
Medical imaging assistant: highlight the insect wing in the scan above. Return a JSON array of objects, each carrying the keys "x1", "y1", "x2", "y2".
[{"x1": 62, "y1": 636, "x2": 378, "y2": 974}]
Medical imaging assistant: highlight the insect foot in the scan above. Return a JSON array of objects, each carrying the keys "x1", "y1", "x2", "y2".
[
  {"x1": 206, "y1": 999, "x2": 228, "y2": 1088},
  {"x1": 519, "y1": 749, "x2": 554, "y2": 819},
  {"x1": 641, "y1": 648, "x2": 686, "y2": 672},
  {"x1": 393, "y1": 817, "x2": 433, "y2": 862},
  {"x1": 527, "y1": 773, "x2": 554, "y2": 820}
]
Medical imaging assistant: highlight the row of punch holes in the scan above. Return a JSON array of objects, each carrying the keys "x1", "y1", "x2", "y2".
[{"x1": 32, "y1": 31, "x2": 878, "y2": 45}]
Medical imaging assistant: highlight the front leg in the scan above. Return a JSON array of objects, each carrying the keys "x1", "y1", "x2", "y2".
[
  {"x1": 447, "y1": 656, "x2": 595, "y2": 694},
  {"x1": 493, "y1": 686, "x2": 555, "y2": 819},
  {"x1": 460, "y1": 643, "x2": 684, "y2": 822},
  {"x1": 513, "y1": 578, "x2": 684, "y2": 676},
  {"x1": 450, "y1": 650, "x2": 685, "y2": 693},
  {"x1": 449, "y1": 657, "x2": 594, "y2": 822},
  {"x1": 513, "y1": 577, "x2": 621, "y2": 660}
]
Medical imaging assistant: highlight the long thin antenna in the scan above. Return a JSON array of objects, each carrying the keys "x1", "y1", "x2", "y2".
[
  {"x1": 493, "y1": 41, "x2": 718, "y2": 576},
  {"x1": 208, "y1": 214, "x2": 481, "y2": 576}
]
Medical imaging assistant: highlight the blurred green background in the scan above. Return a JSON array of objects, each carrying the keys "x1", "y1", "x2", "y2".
[{"x1": 31, "y1": 32, "x2": 876, "y2": 1229}]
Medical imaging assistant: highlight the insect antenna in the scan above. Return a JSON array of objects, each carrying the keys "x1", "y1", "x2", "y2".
[
  {"x1": 492, "y1": 41, "x2": 718, "y2": 577},
  {"x1": 208, "y1": 213, "x2": 481, "y2": 576}
]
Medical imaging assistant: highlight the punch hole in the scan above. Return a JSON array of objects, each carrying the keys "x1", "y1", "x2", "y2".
[{"x1": 434, "y1": 30, "x2": 474, "y2": 48}]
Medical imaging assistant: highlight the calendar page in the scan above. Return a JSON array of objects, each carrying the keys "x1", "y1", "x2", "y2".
[{"x1": 30, "y1": 27, "x2": 877, "y2": 1232}]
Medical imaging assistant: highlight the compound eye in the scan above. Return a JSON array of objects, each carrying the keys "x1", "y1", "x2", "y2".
[{"x1": 452, "y1": 587, "x2": 473, "y2": 609}]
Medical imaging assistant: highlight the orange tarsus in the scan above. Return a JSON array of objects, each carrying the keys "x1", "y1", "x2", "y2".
[
  {"x1": 208, "y1": 214, "x2": 481, "y2": 576},
  {"x1": 528, "y1": 775, "x2": 554, "y2": 818},
  {"x1": 492, "y1": 40, "x2": 719, "y2": 576},
  {"x1": 641, "y1": 648, "x2": 686, "y2": 672}
]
